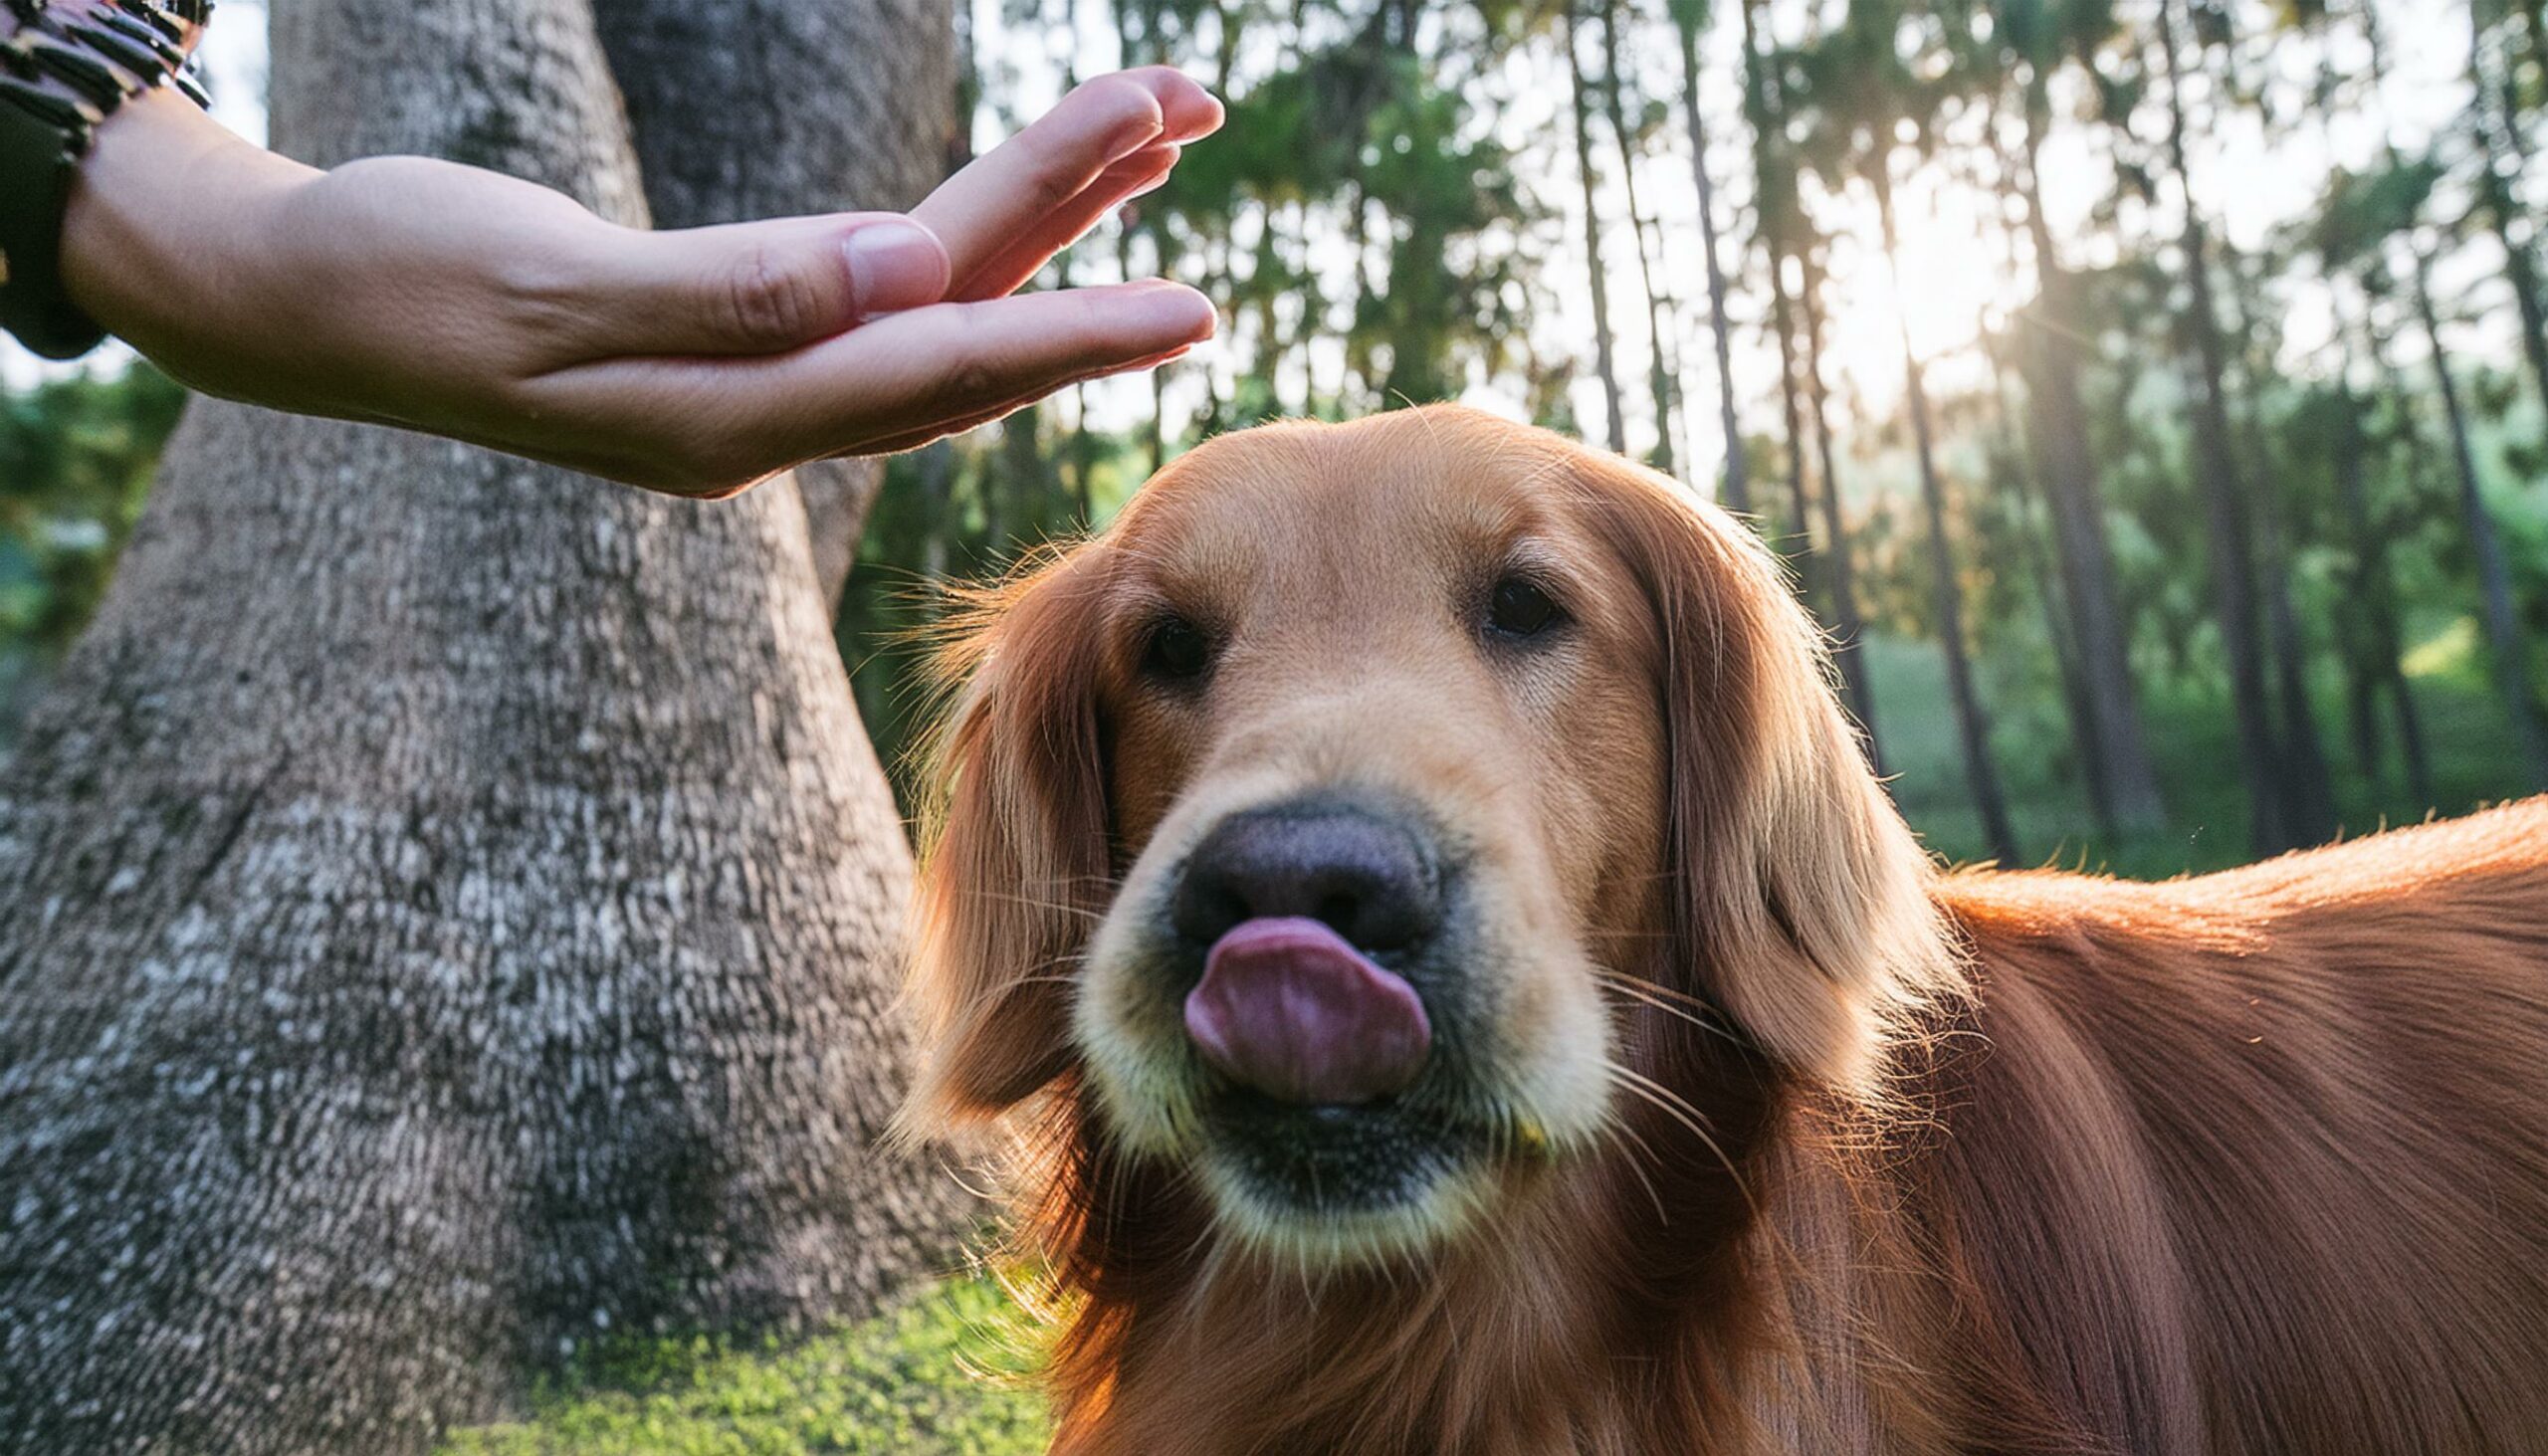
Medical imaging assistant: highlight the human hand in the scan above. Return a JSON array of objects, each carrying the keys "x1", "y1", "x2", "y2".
[{"x1": 62, "y1": 69, "x2": 1223, "y2": 496}]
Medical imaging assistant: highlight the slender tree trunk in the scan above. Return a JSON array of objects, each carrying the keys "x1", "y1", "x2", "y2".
[
  {"x1": 1568, "y1": 0, "x2": 1630, "y2": 455},
  {"x1": 2469, "y1": 2, "x2": 2548, "y2": 422},
  {"x1": 2212, "y1": 270, "x2": 2339, "y2": 844},
  {"x1": 1672, "y1": 2, "x2": 1749, "y2": 512},
  {"x1": 1977, "y1": 110, "x2": 2107, "y2": 833},
  {"x1": 1069, "y1": 383, "x2": 1099, "y2": 520},
  {"x1": 2329, "y1": 354, "x2": 2433, "y2": 801},
  {"x1": 2155, "y1": 0, "x2": 2289, "y2": 854},
  {"x1": 2416, "y1": 259, "x2": 2548, "y2": 785},
  {"x1": 1734, "y1": 0, "x2": 1794, "y2": 528},
  {"x1": 2369, "y1": 324, "x2": 2443, "y2": 799},
  {"x1": 1985, "y1": 318, "x2": 2113, "y2": 835},
  {"x1": 1112, "y1": 220, "x2": 1168, "y2": 476},
  {"x1": 918, "y1": 440, "x2": 958, "y2": 579},
  {"x1": 2249, "y1": 456, "x2": 2343, "y2": 843},
  {"x1": 1799, "y1": 257, "x2": 1883, "y2": 768},
  {"x1": 2308, "y1": 28, "x2": 2430, "y2": 802},
  {"x1": 1876, "y1": 172, "x2": 2021, "y2": 864},
  {"x1": 1764, "y1": 271, "x2": 1812, "y2": 551},
  {"x1": 0, "y1": 1, "x2": 971, "y2": 1451},
  {"x1": 989, "y1": 409, "x2": 1030, "y2": 555},
  {"x1": 1600, "y1": 0, "x2": 1684, "y2": 475},
  {"x1": 2011, "y1": 76, "x2": 2167, "y2": 831}
]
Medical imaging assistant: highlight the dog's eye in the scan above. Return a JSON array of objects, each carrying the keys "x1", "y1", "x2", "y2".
[
  {"x1": 1143, "y1": 615, "x2": 1214, "y2": 681},
  {"x1": 1487, "y1": 577, "x2": 1563, "y2": 639}
]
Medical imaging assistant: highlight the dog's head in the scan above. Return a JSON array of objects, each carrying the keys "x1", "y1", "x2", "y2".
[{"x1": 910, "y1": 406, "x2": 1949, "y2": 1266}]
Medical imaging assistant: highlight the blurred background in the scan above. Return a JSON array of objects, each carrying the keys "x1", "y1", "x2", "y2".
[{"x1": 5, "y1": 0, "x2": 2544, "y2": 877}]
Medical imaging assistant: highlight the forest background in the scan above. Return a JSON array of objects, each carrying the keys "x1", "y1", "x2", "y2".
[{"x1": 9, "y1": 0, "x2": 2546, "y2": 876}]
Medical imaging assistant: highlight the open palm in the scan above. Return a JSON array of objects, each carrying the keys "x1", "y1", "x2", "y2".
[{"x1": 65, "y1": 69, "x2": 1224, "y2": 496}]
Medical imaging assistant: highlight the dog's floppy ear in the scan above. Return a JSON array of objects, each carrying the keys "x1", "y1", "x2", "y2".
[
  {"x1": 908, "y1": 543, "x2": 1115, "y2": 1126},
  {"x1": 1573, "y1": 451, "x2": 1956, "y2": 1098}
]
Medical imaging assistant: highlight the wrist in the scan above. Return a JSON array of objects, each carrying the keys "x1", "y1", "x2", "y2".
[
  {"x1": 0, "y1": 0, "x2": 216, "y2": 357},
  {"x1": 59, "y1": 88, "x2": 313, "y2": 379}
]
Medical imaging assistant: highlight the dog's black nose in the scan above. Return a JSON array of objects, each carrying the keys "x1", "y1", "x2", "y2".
[{"x1": 1171, "y1": 804, "x2": 1442, "y2": 953}]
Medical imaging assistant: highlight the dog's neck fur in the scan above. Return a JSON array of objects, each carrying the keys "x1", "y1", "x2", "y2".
[{"x1": 1021, "y1": 1045, "x2": 2030, "y2": 1455}]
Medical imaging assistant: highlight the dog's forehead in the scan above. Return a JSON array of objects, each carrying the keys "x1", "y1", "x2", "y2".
[{"x1": 1112, "y1": 411, "x2": 1578, "y2": 593}]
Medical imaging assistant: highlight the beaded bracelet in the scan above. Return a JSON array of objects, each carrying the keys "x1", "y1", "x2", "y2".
[{"x1": 0, "y1": 0, "x2": 212, "y2": 359}]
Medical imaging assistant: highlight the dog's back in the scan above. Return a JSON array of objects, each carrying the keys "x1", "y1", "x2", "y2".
[{"x1": 1933, "y1": 798, "x2": 2548, "y2": 1454}]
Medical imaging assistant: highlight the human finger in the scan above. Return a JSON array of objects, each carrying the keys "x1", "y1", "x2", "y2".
[
  {"x1": 914, "y1": 69, "x2": 1219, "y2": 297},
  {"x1": 558, "y1": 212, "x2": 950, "y2": 359},
  {"x1": 946, "y1": 142, "x2": 1182, "y2": 303}
]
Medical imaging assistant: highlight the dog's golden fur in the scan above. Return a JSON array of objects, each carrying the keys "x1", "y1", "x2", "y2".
[{"x1": 907, "y1": 405, "x2": 2548, "y2": 1454}]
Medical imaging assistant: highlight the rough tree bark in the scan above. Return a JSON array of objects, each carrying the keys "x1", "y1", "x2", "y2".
[{"x1": 0, "y1": 0, "x2": 972, "y2": 1450}]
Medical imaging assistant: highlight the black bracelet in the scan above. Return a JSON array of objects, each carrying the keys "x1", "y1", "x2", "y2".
[{"x1": 0, "y1": 0, "x2": 211, "y2": 360}]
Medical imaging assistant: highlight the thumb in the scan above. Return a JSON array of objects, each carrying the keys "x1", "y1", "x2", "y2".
[{"x1": 582, "y1": 214, "x2": 953, "y2": 358}]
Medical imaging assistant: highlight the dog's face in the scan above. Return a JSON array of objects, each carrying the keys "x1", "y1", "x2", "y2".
[
  {"x1": 913, "y1": 406, "x2": 1943, "y2": 1267},
  {"x1": 1070, "y1": 416, "x2": 1669, "y2": 1259}
]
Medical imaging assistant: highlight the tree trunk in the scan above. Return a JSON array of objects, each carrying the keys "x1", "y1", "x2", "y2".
[
  {"x1": 594, "y1": 0, "x2": 956, "y2": 612},
  {"x1": 1568, "y1": 0, "x2": 1630, "y2": 455},
  {"x1": 2249, "y1": 458, "x2": 2342, "y2": 843},
  {"x1": 2416, "y1": 259, "x2": 2548, "y2": 786},
  {"x1": 994, "y1": 404, "x2": 1049, "y2": 556},
  {"x1": 1734, "y1": 0, "x2": 1793, "y2": 530},
  {"x1": 0, "y1": 0, "x2": 971, "y2": 1449},
  {"x1": 2329, "y1": 354, "x2": 2433, "y2": 802},
  {"x1": 2213, "y1": 266, "x2": 2339, "y2": 844},
  {"x1": 2011, "y1": 76, "x2": 2167, "y2": 832},
  {"x1": 919, "y1": 440, "x2": 958, "y2": 579},
  {"x1": 2154, "y1": 0, "x2": 2289, "y2": 855},
  {"x1": 1600, "y1": 0, "x2": 1684, "y2": 476},
  {"x1": 1672, "y1": 0, "x2": 1750, "y2": 514},
  {"x1": 2469, "y1": 1, "x2": 2548, "y2": 423},
  {"x1": 1876, "y1": 172, "x2": 2021, "y2": 864},
  {"x1": 1799, "y1": 256, "x2": 1883, "y2": 769},
  {"x1": 1984, "y1": 318, "x2": 2112, "y2": 836}
]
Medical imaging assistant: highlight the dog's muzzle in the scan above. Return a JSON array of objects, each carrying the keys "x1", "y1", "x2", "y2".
[{"x1": 1169, "y1": 803, "x2": 1442, "y2": 1105}]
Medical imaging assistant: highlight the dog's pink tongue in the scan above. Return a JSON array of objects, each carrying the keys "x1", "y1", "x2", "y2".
[{"x1": 1184, "y1": 917, "x2": 1432, "y2": 1105}]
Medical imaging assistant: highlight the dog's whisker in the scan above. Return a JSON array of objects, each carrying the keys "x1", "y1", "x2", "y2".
[
  {"x1": 1602, "y1": 1062, "x2": 1760, "y2": 1224},
  {"x1": 956, "y1": 888, "x2": 1107, "y2": 921},
  {"x1": 1592, "y1": 970, "x2": 1749, "y2": 1047},
  {"x1": 1594, "y1": 1120, "x2": 1672, "y2": 1226}
]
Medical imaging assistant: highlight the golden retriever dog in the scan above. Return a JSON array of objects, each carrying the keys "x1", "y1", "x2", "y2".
[{"x1": 904, "y1": 405, "x2": 2548, "y2": 1455}]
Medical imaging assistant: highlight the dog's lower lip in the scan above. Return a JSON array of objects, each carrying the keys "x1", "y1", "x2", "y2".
[{"x1": 1224, "y1": 1088, "x2": 1402, "y2": 1120}]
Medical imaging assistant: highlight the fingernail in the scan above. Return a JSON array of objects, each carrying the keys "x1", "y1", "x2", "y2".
[
  {"x1": 1136, "y1": 285, "x2": 1217, "y2": 338},
  {"x1": 844, "y1": 221, "x2": 948, "y2": 317}
]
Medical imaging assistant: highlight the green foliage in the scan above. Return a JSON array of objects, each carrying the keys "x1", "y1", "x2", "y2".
[
  {"x1": 434, "y1": 1274, "x2": 1052, "y2": 1456},
  {"x1": 2303, "y1": 158, "x2": 2442, "y2": 272},
  {"x1": 0, "y1": 362, "x2": 183, "y2": 723}
]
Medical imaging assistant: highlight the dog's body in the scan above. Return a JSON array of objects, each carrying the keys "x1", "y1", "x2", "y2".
[{"x1": 909, "y1": 407, "x2": 2548, "y2": 1454}]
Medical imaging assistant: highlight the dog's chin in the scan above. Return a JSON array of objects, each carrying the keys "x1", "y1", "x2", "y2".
[{"x1": 1187, "y1": 1092, "x2": 1514, "y2": 1267}]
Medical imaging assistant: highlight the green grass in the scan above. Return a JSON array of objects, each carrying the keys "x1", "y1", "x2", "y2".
[
  {"x1": 438, "y1": 618, "x2": 2542, "y2": 1452},
  {"x1": 434, "y1": 1275, "x2": 1051, "y2": 1455},
  {"x1": 1866, "y1": 619, "x2": 2534, "y2": 879}
]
